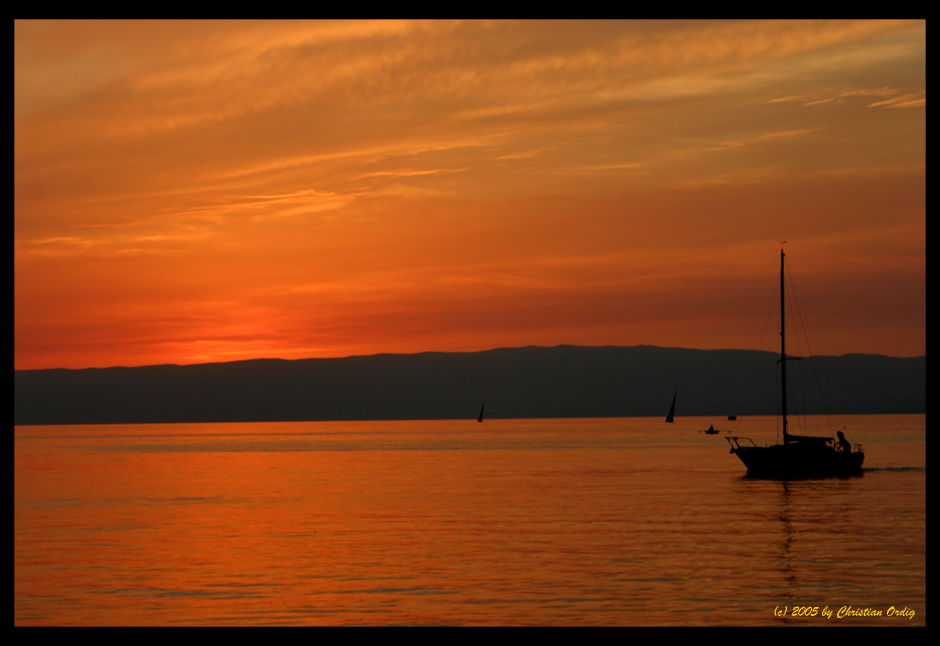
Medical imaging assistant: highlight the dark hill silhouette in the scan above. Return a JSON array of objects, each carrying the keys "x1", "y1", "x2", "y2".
[{"x1": 13, "y1": 345, "x2": 925, "y2": 425}]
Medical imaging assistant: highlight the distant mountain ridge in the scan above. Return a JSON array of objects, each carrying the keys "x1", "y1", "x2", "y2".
[{"x1": 14, "y1": 345, "x2": 926, "y2": 425}]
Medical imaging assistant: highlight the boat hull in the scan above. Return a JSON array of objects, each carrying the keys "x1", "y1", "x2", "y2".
[{"x1": 729, "y1": 441, "x2": 864, "y2": 478}]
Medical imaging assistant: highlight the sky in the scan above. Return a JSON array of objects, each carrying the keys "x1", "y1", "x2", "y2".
[{"x1": 14, "y1": 19, "x2": 925, "y2": 371}]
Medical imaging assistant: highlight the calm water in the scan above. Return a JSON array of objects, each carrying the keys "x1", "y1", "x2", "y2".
[{"x1": 15, "y1": 415, "x2": 925, "y2": 626}]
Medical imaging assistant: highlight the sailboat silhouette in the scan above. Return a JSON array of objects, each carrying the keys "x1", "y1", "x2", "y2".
[{"x1": 726, "y1": 249, "x2": 865, "y2": 477}]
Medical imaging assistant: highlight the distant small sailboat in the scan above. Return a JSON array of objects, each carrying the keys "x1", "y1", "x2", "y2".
[
  {"x1": 478, "y1": 402, "x2": 484, "y2": 423},
  {"x1": 665, "y1": 390, "x2": 676, "y2": 423},
  {"x1": 704, "y1": 425, "x2": 719, "y2": 435}
]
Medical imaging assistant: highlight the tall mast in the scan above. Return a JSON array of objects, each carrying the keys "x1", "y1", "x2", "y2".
[{"x1": 780, "y1": 248, "x2": 789, "y2": 441}]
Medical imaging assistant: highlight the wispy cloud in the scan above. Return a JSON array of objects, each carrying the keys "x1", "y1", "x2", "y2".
[{"x1": 14, "y1": 19, "x2": 925, "y2": 368}]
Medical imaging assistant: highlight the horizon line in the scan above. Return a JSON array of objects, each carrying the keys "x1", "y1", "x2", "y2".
[{"x1": 14, "y1": 342, "x2": 925, "y2": 373}]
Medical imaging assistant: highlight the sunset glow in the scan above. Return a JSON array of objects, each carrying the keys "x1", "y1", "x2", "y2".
[{"x1": 15, "y1": 19, "x2": 925, "y2": 370}]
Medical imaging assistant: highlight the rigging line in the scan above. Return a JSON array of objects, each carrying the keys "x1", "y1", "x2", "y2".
[
  {"x1": 784, "y1": 263, "x2": 814, "y2": 436},
  {"x1": 782, "y1": 274, "x2": 808, "y2": 436},
  {"x1": 784, "y1": 259, "x2": 846, "y2": 435}
]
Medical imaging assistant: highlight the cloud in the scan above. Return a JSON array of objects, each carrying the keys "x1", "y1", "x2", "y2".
[{"x1": 14, "y1": 20, "x2": 926, "y2": 368}]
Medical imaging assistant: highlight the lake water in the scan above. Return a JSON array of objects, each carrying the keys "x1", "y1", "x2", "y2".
[{"x1": 14, "y1": 414, "x2": 925, "y2": 626}]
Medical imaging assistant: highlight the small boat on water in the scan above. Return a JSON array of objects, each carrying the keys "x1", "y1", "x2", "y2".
[
  {"x1": 726, "y1": 249, "x2": 865, "y2": 478},
  {"x1": 665, "y1": 390, "x2": 676, "y2": 423},
  {"x1": 704, "y1": 425, "x2": 720, "y2": 435}
]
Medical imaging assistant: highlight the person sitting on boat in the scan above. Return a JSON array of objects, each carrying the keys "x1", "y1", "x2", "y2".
[
  {"x1": 708, "y1": 425, "x2": 714, "y2": 432},
  {"x1": 836, "y1": 431, "x2": 851, "y2": 452}
]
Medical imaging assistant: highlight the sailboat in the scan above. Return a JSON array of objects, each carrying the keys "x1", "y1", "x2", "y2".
[
  {"x1": 665, "y1": 390, "x2": 676, "y2": 423},
  {"x1": 477, "y1": 402, "x2": 484, "y2": 423},
  {"x1": 726, "y1": 249, "x2": 864, "y2": 478}
]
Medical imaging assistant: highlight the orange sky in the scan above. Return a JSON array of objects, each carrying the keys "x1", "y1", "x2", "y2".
[{"x1": 14, "y1": 20, "x2": 925, "y2": 371}]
